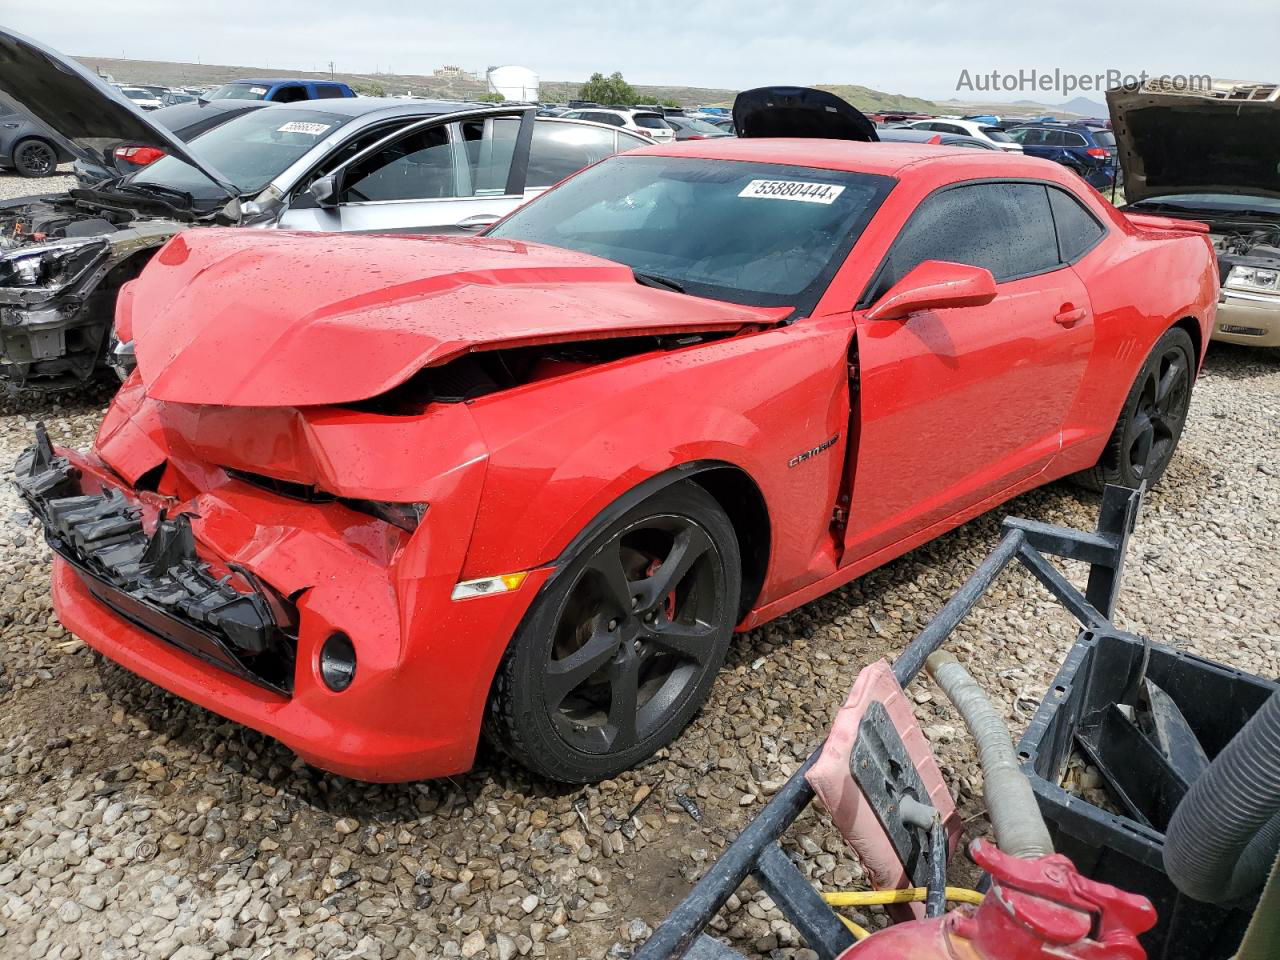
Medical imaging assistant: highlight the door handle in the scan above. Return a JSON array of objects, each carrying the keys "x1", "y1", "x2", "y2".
[
  {"x1": 456, "y1": 214, "x2": 500, "y2": 231},
  {"x1": 1054, "y1": 306, "x2": 1087, "y2": 327}
]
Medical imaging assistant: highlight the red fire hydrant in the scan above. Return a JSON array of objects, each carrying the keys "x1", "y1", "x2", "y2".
[{"x1": 839, "y1": 839, "x2": 1157, "y2": 959}]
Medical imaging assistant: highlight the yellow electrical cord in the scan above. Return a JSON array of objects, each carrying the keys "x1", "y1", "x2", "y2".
[
  {"x1": 834, "y1": 913, "x2": 873, "y2": 941},
  {"x1": 823, "y1": 886, "x2": 985, "y2": 907},
  {"x1": 824, "y1": 886, "x2": 986, "y2": 941}
]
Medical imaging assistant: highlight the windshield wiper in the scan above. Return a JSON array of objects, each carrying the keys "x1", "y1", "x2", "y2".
[
  {"x1": 116, "y1": 182, "x2": 198, "y2": 209},
  {"x1": 633, "y1": 270, "x2": 686, "y2": 294}
]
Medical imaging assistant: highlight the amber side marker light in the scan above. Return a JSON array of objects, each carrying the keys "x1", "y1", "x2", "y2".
[{"x1": 451, "y1": 572, "x2": 529, "y2": 601}]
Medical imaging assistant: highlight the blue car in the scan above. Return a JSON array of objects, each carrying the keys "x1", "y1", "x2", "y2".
[
  {"x1": 204, "y1": 78, "x2": 356, "y2": 103},
  {"x1": 1005, "y1": 122, "x2": 1119, "y2": 189}
]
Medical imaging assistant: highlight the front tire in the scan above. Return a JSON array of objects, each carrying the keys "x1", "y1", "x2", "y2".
[
  {"x1": 485, "y1": 480, "x2": 741, "y2": 783},
  {"x1": 1075, "y1": 326, "x2": 1195, "y2": 490},
  {"x1": 13, "y1": 138, "x2": 59, "y2": 177}
]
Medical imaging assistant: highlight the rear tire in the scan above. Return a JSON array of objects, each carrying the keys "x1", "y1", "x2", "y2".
[
  {"x1": 484, "y1": 480, "x2": 740, "y2": 783},
  {"x1": 1074, "y1": 327, "x2": 1195, "y2": 491},
  {"x1": 13, "y1": 138, "x2": 58, "y2": 177}
]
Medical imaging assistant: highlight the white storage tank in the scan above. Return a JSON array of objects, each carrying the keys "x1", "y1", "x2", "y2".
[{"x1": 487, "y1": 65, "x2": 539, "y2": 102}]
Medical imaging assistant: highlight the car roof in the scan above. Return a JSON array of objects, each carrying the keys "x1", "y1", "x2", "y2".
[
  {"x1": 633, "y1": 137, "x2": 1041, "y2": 176},
  {"x1": 247, "y1": 96, "x2": 510, "y2": 119}
]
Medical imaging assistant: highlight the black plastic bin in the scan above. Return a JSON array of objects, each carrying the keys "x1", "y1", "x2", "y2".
[{"x1": 1017, "y1": 628, "x2": 1277, "y2": 960}]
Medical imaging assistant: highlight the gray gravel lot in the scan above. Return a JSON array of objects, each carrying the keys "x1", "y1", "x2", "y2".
[{"x1": 0, "y1": 169, "x2": 1276, "y2": 960}]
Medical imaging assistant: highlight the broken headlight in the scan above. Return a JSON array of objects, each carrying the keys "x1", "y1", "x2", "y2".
[
  {"x1": 0, "y1": 237, "x2": 108, "y2": 291},
  {"x1": 1225, "y1": 265, "x2": 1280, "y2": 294}
]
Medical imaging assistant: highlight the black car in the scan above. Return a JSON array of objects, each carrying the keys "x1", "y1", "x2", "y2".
[
  {"x1": 0, "y1": 110, "x2": 73, "y2": 176},
  {"x1": 72, "y1": 98, "x2": 272, "y2": 182}
]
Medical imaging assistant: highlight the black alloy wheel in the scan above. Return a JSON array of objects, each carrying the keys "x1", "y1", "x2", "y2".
[
  {"x1": 1076, "y1": 327, "x2": 1195, "y2": 490},
  {"x1": 13, "y1": 139, "x2": 58, "y2": 178},
  {"x1": 486, "y1": 480, "x2": 740, "y2": 783}
]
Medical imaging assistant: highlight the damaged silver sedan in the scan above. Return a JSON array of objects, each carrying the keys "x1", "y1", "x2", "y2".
[{"x1": 0, "y1": 29, "x2": 647, "y2": 389}]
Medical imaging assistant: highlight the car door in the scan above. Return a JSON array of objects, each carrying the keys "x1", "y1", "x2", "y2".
[
  {"x1": 523, "y1": 120, "x2": 648, "y2": 200},
  {"x1": 283, "y1": 108, "x2": 533, "y2": 234},
  {"x1": 842, "y1": 181, "x2": 1095, "y2": 561}
]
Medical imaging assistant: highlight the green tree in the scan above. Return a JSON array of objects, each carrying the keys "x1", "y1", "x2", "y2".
[
  {"x1": 577, "y1": 71, "x2": 638, "y2": 106},
  {"x1": 659, "y1": 97, "x2": 680, "y2": 108},
  {"x1": 356, "y1": 82, "x2": 385, "y2": 97},
  {"x1": 476, "y1": 92, "x2": 505, "y2": 103}
]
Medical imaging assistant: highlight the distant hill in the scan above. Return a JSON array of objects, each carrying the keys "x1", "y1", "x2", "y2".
[
  {"x1": 73, "y1": 55, "x2": 951, "y2": 113},
  {"x1": 1059, "y1": 96, "x2": 1107, "y2": 118},
  {"x1": 815, "y1": 84, "x2": 939, "y2": 114}
]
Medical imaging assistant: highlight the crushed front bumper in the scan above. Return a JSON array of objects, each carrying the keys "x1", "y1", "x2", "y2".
[
  {"x1": 15, "y1": 424, "x2": 550, "y2": 781},
  {"x1": 15, "y1": 423, "x2": 295, "y2": 694}
]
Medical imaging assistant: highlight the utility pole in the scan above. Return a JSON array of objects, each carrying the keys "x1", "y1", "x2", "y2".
[{"x1": 328, "y1": 60, "x2": 335, "y2": 78}]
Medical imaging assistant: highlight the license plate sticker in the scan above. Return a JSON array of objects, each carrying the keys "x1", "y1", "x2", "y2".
[
  {"x1": 277, "y1": 121, "x2": 331, "y2": 136},
  {"x1": 738, "y1": 179, "x2": 846, "y2": 204}
]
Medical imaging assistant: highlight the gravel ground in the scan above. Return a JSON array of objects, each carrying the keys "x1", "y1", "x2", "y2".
[{"x1": 0, "y1": 169, "x2": 1277, "y2": 960}]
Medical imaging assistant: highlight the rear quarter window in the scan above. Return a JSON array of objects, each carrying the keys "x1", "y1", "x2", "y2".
[{"x1": 1048, "y1": 187, "x2": 1106, "y2": 261}]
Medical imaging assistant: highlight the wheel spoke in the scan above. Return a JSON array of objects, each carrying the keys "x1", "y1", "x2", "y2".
[
  {"x1": 1154, "y1": 358, "x2": 1185, "y2": 410},
  {"x1": 606, "y1": 654, "x2": 641, "y2": 750},
  {"x1": 646, "y1": 619, "x2": 717, "y2": 663},
  {"x1": 639, "y1": 524, "x2": 713, "y2": 608},
  {"x1": 587, "y1": 539, "x2": 635, "y2": 616},
  {"x1": 1129, "y1": 414, "x2": 1155, "y2": 475},
  {"x1": 545, "y1": 627, "x2": 619, "y2": 709}
]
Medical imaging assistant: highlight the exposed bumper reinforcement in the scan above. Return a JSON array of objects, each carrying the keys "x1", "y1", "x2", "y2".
[{"x1": 14, "y1": 423, "x2": 295, "y2": 694}]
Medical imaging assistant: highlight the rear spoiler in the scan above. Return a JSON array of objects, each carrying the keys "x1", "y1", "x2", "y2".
[{"x1": 1124, "y1": 212, "x2": 1212, "y2": 234}]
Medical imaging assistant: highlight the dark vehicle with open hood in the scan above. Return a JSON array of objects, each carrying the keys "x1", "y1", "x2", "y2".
[
  {"x1": 1109, "y1": 80, "x2": 1280, "y2": 349},
  {"x1": 13, "y1": 85, "x2": 1215, "y2": 785},
  {"x1": 0, "y1": 29, "x2": 649, "y2": 390}
]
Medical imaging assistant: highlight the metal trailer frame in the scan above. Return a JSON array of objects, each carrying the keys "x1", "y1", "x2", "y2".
[{"x1": 636, "y1": 484, "x2": 1144, "y2": 960}]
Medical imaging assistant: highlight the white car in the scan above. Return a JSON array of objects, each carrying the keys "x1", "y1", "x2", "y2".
[
  {"x1": 560, "y1": 107, "x2": 675, "y2": 142},
  {"x1": 117, "y1": 86, "x2": 164, "y2": 111},
  {"x1": 906, "y1": 118, "x2": 1022, "y2": 152}
]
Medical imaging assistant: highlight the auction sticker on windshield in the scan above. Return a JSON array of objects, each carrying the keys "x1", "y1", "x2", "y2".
[
  {"x1": 278, "y1": 121, "x2": 333, "y2": 136},
  {"x1": 738, "y1": 180, "x2": 846, "y2": 204}
]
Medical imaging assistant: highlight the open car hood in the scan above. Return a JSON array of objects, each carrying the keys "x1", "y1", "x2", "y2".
[
  {"x1": 1107, "y1": 84, "x2": 1280, "y2": 203},
  {"x1": 733, "y1": 86, "x2": 878, "y2": 141},
  {"x1": 129, "y1": 231, "x2": 789, "y2": 408},
  {"x1": 0, "y1": 29, "x2": 236, "y2": 194}
]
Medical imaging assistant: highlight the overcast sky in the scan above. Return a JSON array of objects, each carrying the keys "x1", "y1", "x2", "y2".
[{"x1": 8, "y1": 1, "x2": 1277, "y2": 103}]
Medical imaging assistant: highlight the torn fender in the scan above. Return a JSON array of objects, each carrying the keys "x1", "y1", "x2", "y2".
[{"x1": 129, "y1": 230, "x2": 790, "y2": 408}]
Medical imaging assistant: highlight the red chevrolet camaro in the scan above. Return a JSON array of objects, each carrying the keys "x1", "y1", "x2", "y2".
[{"x1": 16, "y1": 129, "x2": 1216, "y2": 784}]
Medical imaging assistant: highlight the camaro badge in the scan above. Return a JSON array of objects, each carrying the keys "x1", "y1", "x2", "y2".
[{"x1": 788, "y1": 434, "x2": 840, "y2": 468}]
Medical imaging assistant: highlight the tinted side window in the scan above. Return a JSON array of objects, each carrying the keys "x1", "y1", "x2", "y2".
[
  {"x1": 879, "y1": 183, "x2": 1059, "y2": 292},
  {"x1": 1062, "y1": 131, "x2": 1088, "y2": 147},
  {"x1": 1043, "y1": 130, "x2": 1070, "y2": 147},
  {"x1": 341, "y1": 126, "x2": 455, "y2": 202},
  {"x1": 271, "y1": 85, "x2": 309, "y2": 104},
  {"x1": 314, "y1": 85, "x2": 346, "y2": 99},
  {"x1": 1019, "y1": 128, "x2": 1048, "y2": 146},
  {"x1": 458, "y1": 117, "x2": 521, "y2": 195},
  {"x1": 526, "y1": 122, "x2": 619, "y2": 188},
  {"x1": 1048, "y1": 187, "x2": 1105, "y2": 261}
]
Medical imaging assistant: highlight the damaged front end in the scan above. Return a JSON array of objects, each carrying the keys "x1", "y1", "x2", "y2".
[
  {"x1": 0, "y1": 200, "x2": 179, "y2": 386},
  {"x1": 15, "y1": 423, "x2": 296, "y2": 693}
]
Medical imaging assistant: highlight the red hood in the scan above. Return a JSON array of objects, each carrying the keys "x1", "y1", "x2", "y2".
[{"x1": 130, "y1": 230, "x2": 788, "y2": 407}]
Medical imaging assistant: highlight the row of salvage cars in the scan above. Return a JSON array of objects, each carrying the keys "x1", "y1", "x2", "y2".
[{"x1": 0, "y1": 29, "x2": 1245, "y2": 784}]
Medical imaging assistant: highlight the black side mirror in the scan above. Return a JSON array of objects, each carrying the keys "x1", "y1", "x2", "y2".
[{"x1": 308, "y1": 174, "x2": 340, "y2": 209}]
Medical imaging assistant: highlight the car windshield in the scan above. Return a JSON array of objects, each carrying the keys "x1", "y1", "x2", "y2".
[
  {"x1": 980, "y1": 127, "x2": 1013, "y2": 141},
  {"x1": 208, "y1": 82, "x2": 270, "y2": 101},
  {"x1": 130, "y1": 107, "x2": 349, "y2": 198},
  {"x1": 488, "y1": 155, "x2": 895, "y2": 309},
  {"x1": 681, "y1": 117, "x2": 731, "y2": 136},
  {"x1": 1133, "y1": 194, "x2": 1280, "y2": 216}
]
